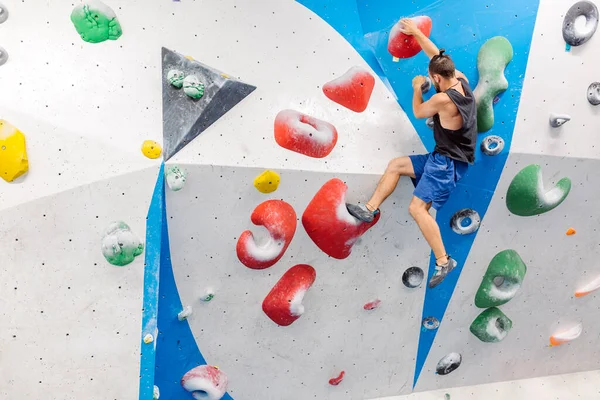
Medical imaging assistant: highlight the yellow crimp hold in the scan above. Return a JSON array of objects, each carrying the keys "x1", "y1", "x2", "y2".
[
  {"x1": 253, "y1": 170, "x2": 280, "y2": 193},
  {"x1": 0, "y1": 120, "x2": 29, "y2": 182},
  {"x1": 185, "y1": 55, "x2": 194, "y2": 60},
  {"x1": 142, "y1": 140, "x2": 162, "y2": 159},
  {"x1": 221, "y1": 73, "x2": 230, "y2": 79}
]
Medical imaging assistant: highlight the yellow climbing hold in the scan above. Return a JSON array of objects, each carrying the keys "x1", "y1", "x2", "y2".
[
  {"x1": 221, "y1": 73, "x2": 230, "y2": 79},
  {"x1": 142, "y1": 140, "x2": 162, "y2": 159},
  {"x1": 0, "y1": 120, "x2": 29, "y2": 182},
  {"x1": 253, "y1": 170, "x2": 280, "y2": 193},
  {"x1": 185, "y1": 55, "x2": 194, "y2": 60}
]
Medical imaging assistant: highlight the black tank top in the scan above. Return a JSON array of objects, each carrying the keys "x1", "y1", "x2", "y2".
[{"x1": 432, "y1": 77, "x2": 477, "y2": 164}]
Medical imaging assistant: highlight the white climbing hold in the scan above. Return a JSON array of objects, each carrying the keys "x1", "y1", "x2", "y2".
[
  {"x1": 153, "y1": 385, "x2": 160, "y2": 399},
  {"x1": 549, "y1": 113, "x2": 571, "y2": 128},
  {"x1": 143, "y1": 333, "x2": 154, "y2": 344},
  {"x1": 178, "y1": 305, "x2": 193, "y2": 321},
  {"x1": 550, "y1": 323, "x2": 583, "y2": 346}
]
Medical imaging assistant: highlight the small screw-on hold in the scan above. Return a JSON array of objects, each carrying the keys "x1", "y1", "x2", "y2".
[
  {"x1": 421, "y1": 77, "x2": 432, "y2": 94},
  {"x1": 0, "y1": 46, "x2": 8, "y2": 66},
  {"x1": 200, "y1": 288, "x2": 215, "y2": 302},
  {"x1": 426, "y1": 117, "x2": 434, "y2": 129},
  {"x1": 0, "y1": 4, "x2": 8, "y2": 24},
  {"x1": 153, "y1": 385, "x2": 160, "y2": 400},
  {"x1": 143, "y1": 334, "x2": 154, "y2": 344},
  {"x1": 549, "y1": 113, "x2": 571, "y2": 128},
  {"x1": 177, "y1": 305, "x2": 193, "y2": 321}
]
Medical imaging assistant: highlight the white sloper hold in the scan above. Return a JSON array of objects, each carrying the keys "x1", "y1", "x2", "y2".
[
  {"x1": 181, "y1": 365, "x2": 228, "y2": 400},
  {"x1": 550, "y1": 323, "x2": 583, "y2": 346},
  {"x1": 549, "y1": 113, "x2": 571, "y2": 128},
  {"x1": 575, "y1": 274, "x2": 600, "y2": 298}
]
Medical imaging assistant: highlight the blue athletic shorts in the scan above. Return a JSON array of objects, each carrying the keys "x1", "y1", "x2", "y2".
[{"x1": 408, "y1": 152, "x2": 468, "y2": 210}]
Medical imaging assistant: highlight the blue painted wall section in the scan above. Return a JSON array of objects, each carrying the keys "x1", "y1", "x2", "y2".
[
  {"x1": 298, "y1": 0, "x2": 539, "y2": 388},
  {"x1": 139, "y1": 164, "x2": 164, "y2": 400},
  {"x1": 140, "y1": 164, "x2": 234, "y2": 400}
]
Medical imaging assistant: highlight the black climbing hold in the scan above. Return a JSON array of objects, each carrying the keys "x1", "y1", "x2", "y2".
[
  {"x1": 436, "y1": 353, "x2": 462, "y2": 375},
  {"x1": 402, "y1": 267, "x2": 424, "y2": 288},
  {"x1": 0, "y1": 46, "x2": 8, "y2": 66},
  {"x1": 426, "y1": 117, "x2": 434, "y2": 129},
  {"x1": 0, "y1": 3, "x2": 7, "y2": 24},
  {"x1": 422, "y1": 316, "x2": 440, "y2": 330},
  {"x1": 450, "y1": 208, "x2": 481, "y2": 235},
  {"x1": 563, "y1": 1, "x2": 599, "y2": 47},
  {"x1": 421, "y1": 77, "x2": 432, "y2": 94},
  {"x1": 587, "y1": 82, "x2": 600, "y2": 105},
  {"x1": 480, "y1": 135, "x2": 504, "y2": 156}
]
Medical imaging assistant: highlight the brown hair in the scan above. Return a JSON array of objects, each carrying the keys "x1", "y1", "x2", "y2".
[{"x1": 428, "y1": 49, "x2": 456, "y2": 79}]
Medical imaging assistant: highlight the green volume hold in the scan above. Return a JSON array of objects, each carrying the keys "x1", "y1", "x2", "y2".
[
  {"x1": 506, "y1": 164, "x2": 571, "y2": 216},
  {"x1": 473, "y1": 36, "x2": 514, "y2": 133}
]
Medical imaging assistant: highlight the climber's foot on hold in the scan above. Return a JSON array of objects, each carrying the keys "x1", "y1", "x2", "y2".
[
  {"x1": 346, "y1": 203, "x2": 379, "y2": 223},
  {"x1": 429, "y1": 256, "x2": 457, "y2": 288}
]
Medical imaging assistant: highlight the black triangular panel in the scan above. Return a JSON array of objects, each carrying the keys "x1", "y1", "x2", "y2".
[{"x1": 161, "y1": 47, "x2": 256, "y2": 160}]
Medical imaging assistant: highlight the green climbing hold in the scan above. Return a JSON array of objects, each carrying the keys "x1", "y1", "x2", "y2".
[
  {"x1": 167, "y1": 69, "x2": 185, "y2": 89},
  {"x1": 70, "y1": 0, "x2": 122, "y2": 44},
  {"x1": 506, "y1": 164, "x2": 571, "y2": 216},
  {"x1": 101, "y1": 221, "x2": 144, "y2": 266},
  {"x1": 470, "y1": 307, "x2": 513, "y2": 343},
  {"x1": 474, "y1": 250, "x2": 526, "y2": 308},
  {"x1": 473, "y1": 36, "x2": 513, "y2": 133},
  {"x1": 183, "y1": 75, "x2": 205, "y2": 99}
]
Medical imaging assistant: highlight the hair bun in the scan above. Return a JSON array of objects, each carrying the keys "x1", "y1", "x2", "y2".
[{"x1": 438, "y1": 49, "x2": 446, "y2": 56}]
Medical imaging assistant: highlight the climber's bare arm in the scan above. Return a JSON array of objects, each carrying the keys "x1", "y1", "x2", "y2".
[
  {"x1": 400, "y1": 18, "x2": 469, "y2": 83},
  {"x1": 412, "y1": 76, "x2": 450, "y2": 119}
]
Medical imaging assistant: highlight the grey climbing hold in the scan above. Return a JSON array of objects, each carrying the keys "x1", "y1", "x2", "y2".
[
  {"x1": 450, "y1": 208, "x2": 481, "y2": 235},
  {"x1": 480, "y1": 135, "x2": 504, "y2": 156},
  {"x1": 421, "y1": 77, "x2": 432, "y2": 94},
  {"x1": 0, "y1": 46, "x2": 8, "y2": 66},
  {"x1": 402, "y1": 266, "x2": 424, "y2": 288},
  {"x1": 549, "y1": 113, "x2": 571, "y2": 127},
  {"x1": 436, "y1": 352, "x2": 462, "y2": 375},
  {"x1": 563, "y1": 1, "x2": 599, "y2": 47},
  {"x1": 0, "y1": 3, "x2": 8, "y2": 24},
  {"x1": 426, "y1": 117, "x2": 435, "y2": 129},
  {"x1": 422, "y1": 316, "x2": 440, "y2": 330},
  {"x1": 587, "y1": 82, "x2": 600, "y2": 105},
  {"x1": 177, "y1": 305, "x2": 193, "y2": 321}
]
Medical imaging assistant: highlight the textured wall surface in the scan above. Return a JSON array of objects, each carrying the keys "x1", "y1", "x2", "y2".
[{"x1": 2, "y1": 0, "x2": 600, "y2": 399}]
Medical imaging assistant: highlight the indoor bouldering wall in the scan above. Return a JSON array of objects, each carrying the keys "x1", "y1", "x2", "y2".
[{"x1": 3, "y1": 0, "x2": 600, "y2": 399}]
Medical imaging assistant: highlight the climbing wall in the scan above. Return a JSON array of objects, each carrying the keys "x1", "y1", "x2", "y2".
[{"x1": 3, "y1": 0, "x2": 600, "y2": 399}]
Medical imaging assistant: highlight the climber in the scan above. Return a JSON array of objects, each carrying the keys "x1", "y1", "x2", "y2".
[{"x1": 347, "y1": 18, "x2": 477, "y2": 288}]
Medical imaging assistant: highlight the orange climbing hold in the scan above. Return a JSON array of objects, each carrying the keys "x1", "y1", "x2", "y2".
[
  {"x1": 566, "y1": 228, "x2": 576, "y2": 235},
  {"x1": 575, "y1": 274, "x2": 600, "y2": 298},
  {"x1": 549, "y1": 323, "x2": 583, "y2": 347}
]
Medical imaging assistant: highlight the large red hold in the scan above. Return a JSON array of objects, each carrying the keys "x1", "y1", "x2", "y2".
[
  {"x1": 302, "y1": 178, "x2": 379, "y2": 259},
  {"x1": 274, "y1": 109, "x2": 338, "y2": 158},
  {"x1": 387, "y1": 16, "x2": 433, "y2": 59},
  {"x1": 322, "y1": 66, "x2": 375, "y2": 113},
  {"x1": 262, "y1": 264, "x2": 317, "y2": 326},
  {"x1": 236, "y1": 200, "x2": 297, "y2": 270}
]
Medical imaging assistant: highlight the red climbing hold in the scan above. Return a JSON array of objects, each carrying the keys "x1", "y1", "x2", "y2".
[
  {"x1": 329, "y1": 371, "x2": 345, "y2": 386},
  {"x1": 236, "y1": 200, "x2": 297, "y2": 270},
  {"x1": 302, "y1": 178, "x2": 379, "y2": 259},
  {"x1": 322, "y1": 66, "x2": 375, "y2": 113},
  {"x1": 274, "y1": 110, "x2": 338, "y2": 158},
  {"x1": 262, "y1": 264, "x2": 316, "y2": 326},
  {"x1": 387, "y1": 16, "x2": 433, "y2": 59},
  {"x1": 363, "y1": 299, "x2": 381, "y2": 310},
  {"x1": 181, "y1": 365, "x2": 228, "y2": 400}
]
